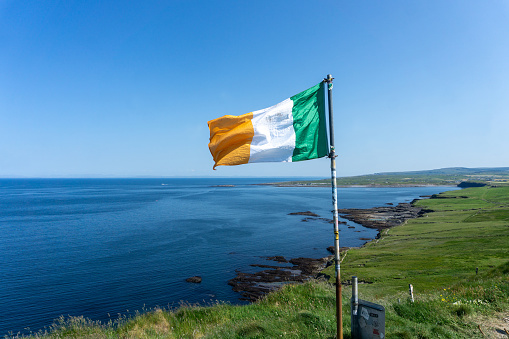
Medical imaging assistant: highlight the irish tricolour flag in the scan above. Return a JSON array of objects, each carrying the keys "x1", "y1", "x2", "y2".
[{"x1": 208, "y1": 82, "x2": 329, "y2": 169}]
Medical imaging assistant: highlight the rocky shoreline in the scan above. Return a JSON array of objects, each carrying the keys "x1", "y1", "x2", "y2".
[
  {"x1": 227, "y1": 256, "x2": 334, "y2": 302},
  {"x1": 337, "y1": 202, "x2": 430, "y2": 230},
  {"x1": 227, "y1": 200, "x2": 431, "y2": 301}
]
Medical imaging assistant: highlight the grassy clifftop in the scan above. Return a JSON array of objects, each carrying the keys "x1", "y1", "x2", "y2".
[{"x1": 12, "y1": 186, "x2": 509, "y2": 338}]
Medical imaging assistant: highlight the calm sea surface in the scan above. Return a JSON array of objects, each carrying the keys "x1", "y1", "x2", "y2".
[{"x1": 0, "y1": 178, "x2": 458, "y2": 335}]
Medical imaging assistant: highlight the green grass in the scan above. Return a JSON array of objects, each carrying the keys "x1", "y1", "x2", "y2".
[
  {"x1": 10, "y1": 186, "x2": 509, "y2": 338},
  {"x1": 331, "y1": 187, "x2": 509, "y2": 296}
]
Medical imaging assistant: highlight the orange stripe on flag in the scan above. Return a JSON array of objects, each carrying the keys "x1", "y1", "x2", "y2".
[{"x1": 208, "y1": 113, "x2": 254, "y2": 170}]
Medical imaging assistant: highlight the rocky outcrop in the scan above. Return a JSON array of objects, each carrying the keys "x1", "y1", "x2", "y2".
[
  {"x1": 337, "y1": 203, "x2": 424, "y2": 230},
  {"x1": 264, "y1": 256, "x2": 288, "y2": 263},
  {"x1": 185, "y1": 276, "x2": 202, "y2": 283},
  {"x1": 288, "y1": 211, "x2": 320, "y2": 217},
  {"x1": 288, "y1": 211, "x2": 347, "y2": 224},
  {"x1": 228, "y1": 255, "x2": 333, "y2": 302},
  {"x1": 229, "y1": 201, "x2": 431, "y2": 301}
]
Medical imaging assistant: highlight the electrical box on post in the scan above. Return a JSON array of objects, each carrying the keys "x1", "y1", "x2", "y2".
[
  {"x1": 351, "y1": 276, "x2": 386, "y2": 338},
  {"x1": 353, "y1": 299, "x2": 385, "y2": 338}
]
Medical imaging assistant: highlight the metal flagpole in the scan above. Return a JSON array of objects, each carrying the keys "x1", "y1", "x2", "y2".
[{"x1": 325, "y1": 74, "x2": 342, "y2": 339}]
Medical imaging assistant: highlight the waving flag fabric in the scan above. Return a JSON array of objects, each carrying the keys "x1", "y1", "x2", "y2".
[{"x1": 208, "y1": 82, "x2": 328, "y2": 170}]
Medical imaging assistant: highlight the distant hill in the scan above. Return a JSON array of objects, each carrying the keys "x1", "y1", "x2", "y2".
[
  {"x1": 270, "y1": 167, "x2": 509, "y2": 187},
  {"x1": 375, "y1": 167, "x2": 509, "y2": 176},
  {"x1": 338, "y1": 167, "x2": 509, "y2": 187}
]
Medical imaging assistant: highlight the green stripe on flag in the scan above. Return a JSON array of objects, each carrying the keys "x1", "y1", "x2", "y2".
[{"x1": 290, "y1": 82, "x2": 329, "y2": 162}]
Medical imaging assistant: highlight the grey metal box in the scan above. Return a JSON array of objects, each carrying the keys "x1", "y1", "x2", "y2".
[{"x1": 352, "y1": 299, "x2": 385, "y2": 339}]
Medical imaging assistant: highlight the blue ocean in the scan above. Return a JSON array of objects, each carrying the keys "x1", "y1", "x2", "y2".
[{"x1": 0, "y1": 178, "x2": 457, "y2": 335}]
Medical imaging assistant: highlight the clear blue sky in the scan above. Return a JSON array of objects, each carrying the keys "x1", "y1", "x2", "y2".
[{"x1": 1, "y1": 1, "x2": 508, "y2": 178}]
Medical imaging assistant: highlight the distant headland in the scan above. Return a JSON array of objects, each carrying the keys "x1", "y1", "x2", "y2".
[{"x1": 258, "y1": 166, "x2": 509, "y2": 188}]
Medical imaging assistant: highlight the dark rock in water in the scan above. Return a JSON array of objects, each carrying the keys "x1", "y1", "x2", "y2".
[
  {"x1": 186, "y1": 276, "x2": 202, "y2": 283},
  {"x1": 289, "y1": 211, "x2": 347, "y2": 224},
  {"x1": 386, "y1": 202, "x2": 394, "y2": 205},
  {"x1": 330, "y1": 219, "x2": 347, "y2": 224},
  {"x1": 301, "y1": 217, "x2": 342, "y2": 224},
  {"x1": 228, "y1": 255, "x2": 333, "y2": 302},
  {"x1": 250, "y1": 264, "x2": 291, "y2": 269},
  {"x1": 288, "y1": 211, "x2": 320, "y2": 217},
  {"x1": 264, "y1": 256, "x2": 288, "y2": 263}
]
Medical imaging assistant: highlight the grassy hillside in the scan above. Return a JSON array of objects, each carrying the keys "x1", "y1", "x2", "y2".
[
  {"x1": 11, "y1": 186, "x2": 509, "y2": 338},
  {"x1": 331, "y1": 186, "x2": 509, "y2": 294}
]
